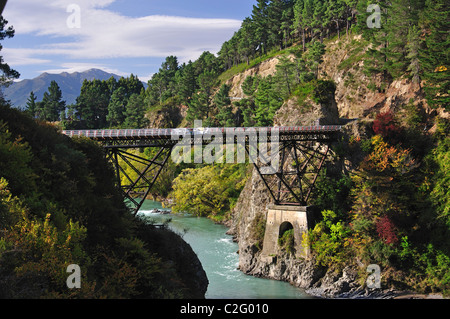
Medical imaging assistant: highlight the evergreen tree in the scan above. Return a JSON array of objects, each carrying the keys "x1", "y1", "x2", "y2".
[
  {"x1": 25, "y1": 91, "x2": 37, "y2": 118},
  {"x1": 242, "y1": 75, "x2": 261, "y2": 97},
  {"x1": 267, "y1": 0, "x2": 284, "y2": 50},
  {"x1": 252, "y1": 0, "x2": 270, "y2": 55},
  {"x1": 124, "y1": 93, "x2": 147, "y2": 128},
  {"x1": 176, "y1": 61, "x2": 197, "y2": 103},
  {"x1": 0, "y1": 17, "x2": 19, "y2": 88},
  {"x1": 125, "y1": 74, "x2": 145, "y2": 97},
  {"x1": 236, "y1": 98, "x2": 257, "y2": 127},
  {"x1": 214, "y1": 84, "x2": 234, "y2": 127},
  {"x1": 37, "y1": 81, "x2": 66, "y2": 122},
  {"x1": 326, "y1": 0, "x2": 346, "y2": 39},
  {"x1": 312, "y1": 0, "x2": 327, "y2": 42},
  {"x1": 107, "y1": 86, "x2": 127, "y2": 127},
  {"x1": 419, "y1": 0, "x2": 450, "y2": 109},
  {"x1": 293, "y1": 0, "x2": 307, "y2": 51},
  {"x1": 238, "y1": 18, "x2": 258, "y2": 65},
  {"x1": 406, "y1": 25, "x2": 421, "y2": 85},
  {"x1": 384, "y1": 0, "x2": 418, "y2": 78},
  {"x1": 274, "y1": 55, "x2": 297, "y2": 96},
  {"x1": 254, "y1": 77, "x2": 283, "y2": 126},
  {"x1": 187, "y1": 91, "x2": 209, "y2": 123},
  {"x1": 305, "y1": 39, "x2": 326, "y2": 78},
  {"x1": 76, "y1": 79, "x2": 110, "y2": 129}
]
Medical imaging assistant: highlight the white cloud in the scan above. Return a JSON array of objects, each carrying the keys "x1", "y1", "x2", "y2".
[
  {"x1": 1, "y1": 48, "x2": 52, "y2": 66},
  {"x1": 3, "y1": 0, "x2": 241, "y2": 67}
]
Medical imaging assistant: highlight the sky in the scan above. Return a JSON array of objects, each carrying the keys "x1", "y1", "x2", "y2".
[{"x1": 1, "y1": 0, "x2": 256, "y2": 82}]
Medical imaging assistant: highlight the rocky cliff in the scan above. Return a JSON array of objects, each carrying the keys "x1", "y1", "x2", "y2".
[{"x1": 226, "y1": 34, "x2": 442, "y2": 298}]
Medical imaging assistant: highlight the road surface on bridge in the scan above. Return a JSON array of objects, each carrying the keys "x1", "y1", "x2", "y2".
[{"x1": 62, "y1": 125, "x2": 342, "y2": 141}]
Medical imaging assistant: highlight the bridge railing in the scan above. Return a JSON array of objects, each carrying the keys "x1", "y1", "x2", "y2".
[{"x1": 62, "y1": 125, "x2": 342, "y2": 140}]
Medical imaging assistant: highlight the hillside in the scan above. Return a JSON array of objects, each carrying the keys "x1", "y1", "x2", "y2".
[
  {"x1": 3, "y1": 69, "x2": 123, "y2": 108},
  {"x1": 0, "y1": 102, "x2": 208, "y2": 298},
  {"x1": 224, "y1": 34, "x2": 449, "y2": 297}
]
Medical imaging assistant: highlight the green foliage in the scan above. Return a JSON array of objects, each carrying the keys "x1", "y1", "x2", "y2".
[
  {"x1": 278, "y1": 229, "x2": 295, "y2": 255},
  {"x1": 35, "y1": 81, "x2": 66, "y2": 122},
  {"x1": 214, "y1": 84, "x2": 235, "y2": 127},
  {"x1": 419, "y1": 0, "x2": 450, "y2": 109},
  {"x1": 171, "y1": 164, "x2": 247, "y2": 220},
  {"x1": 309, "y1": 210, "x2": 351, "y2": 268},
  {"x1": 0, "y1": 121, "x2": 34, "y2": 196},
  {"x1": 124, "y1": 93, "x2": 148, "y2": 128},
  {"x1": 428, "y1": 119, "x2": 450, "y2": 227},
  {"x1": 313, "y1": 170, "x2": 353, "y2": 217},
  {"x1": 250, "y1": 212, "x2": 266, "y2": 251},
  {"x1": 0, "y1": 103, "x2": 204, "y2": 298},
  {"x1": 0, "y1": 16, "x2": 20, "y2": 85}
]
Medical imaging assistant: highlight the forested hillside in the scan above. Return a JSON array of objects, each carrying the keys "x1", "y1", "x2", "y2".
[
  {"x1": 0, "y1": 102, "x2": 208, "y2": 298},
  {"x1": 1, "y1": 0, "x2": 448, "y2": 297}
]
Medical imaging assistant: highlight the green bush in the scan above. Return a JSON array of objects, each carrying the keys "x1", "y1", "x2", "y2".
[{"x1": 278, "y1": 229, "x2": 295, "y2": 255}]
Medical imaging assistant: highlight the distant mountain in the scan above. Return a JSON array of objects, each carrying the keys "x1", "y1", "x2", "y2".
[{"x1": 3, "y1": 69, "x2": 124, "y2": 109}]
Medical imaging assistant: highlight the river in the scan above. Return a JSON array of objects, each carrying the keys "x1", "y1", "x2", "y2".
[{"x1": 138, "y1": 200, "x2": 310, "y2": 299}]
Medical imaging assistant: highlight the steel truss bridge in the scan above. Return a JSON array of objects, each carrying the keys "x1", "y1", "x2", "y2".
[{"x1": 63, "y1": 126, "x2": 342, "y2": 215}]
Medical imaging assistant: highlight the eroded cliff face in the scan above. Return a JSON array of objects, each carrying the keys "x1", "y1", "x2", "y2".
[
  {"x1": 226, "y1": 90, "x2": 361, "y2": 298},
  {"x1": 225, "y1": 57, "x2": 281, "y2": 99},
  {"x1": 227, "y1": 35, "x2": 436, "y2": 298}
]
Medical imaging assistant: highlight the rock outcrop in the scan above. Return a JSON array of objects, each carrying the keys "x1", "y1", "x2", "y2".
[
  {"x1": 228, "y1": 35, "x2": 447, "y2": 299},
  {"x1": 225, "y1": 57, "x2": 281, "y2": 99},
  {"x1": 227, "y1": 65, "x2": 352, "y2": 298}
]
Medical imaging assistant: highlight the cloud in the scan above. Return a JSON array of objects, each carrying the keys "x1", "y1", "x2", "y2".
[
  {"x1": 3, "y1": 0, "x2": 241, "y2": 69},
  {"x1": 1, "y1": 48, "x2": 52, "y2": 66}
]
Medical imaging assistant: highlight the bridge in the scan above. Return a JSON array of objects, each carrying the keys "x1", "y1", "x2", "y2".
[
  {"x1": 63, "y1": 125, "x2": 341, "y2": 216},
  {"x1": 63, "y1": 125, "x2": 341, "y2": 259}
]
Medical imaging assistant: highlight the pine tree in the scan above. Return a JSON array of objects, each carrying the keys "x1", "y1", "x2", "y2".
[
  {"x1": 252, "y1": 0, "x2": 269, "y2": 55},
  {"x1": 254, "y1": 77, "x2": 283, "y2": 126},
  {"x1": 25, "y1": 91, "x2": 37, "y2": 118},
  {"x1": 187, "y1": 91, "x2": 209, "y2": 123},
  {"x1": 107, "y1": 87, "x2": 127, "y2": 127},
  {"x1": 238, "y1": 18, "x2": 258, "y2": 65},
  {"x1": 419, "y1": 0, "x2": 450, "y2": 109},
  {"x1": 384, "y1": 0, "x2": 416, "y2": 78},
  {"x1": 305, "y1": 39, "x2": 326, "y2": 78},
  {"x1": 39, "y1": 81, "x2": 66, "y2": 122},
  {"x1": 214, "y1": 84, "x2": 234, "y2": 127},
  {"x1": 274, "y1": 55, "x2": 296, "y2": 97},
  {"x1": 326, "y1": 0, "x2": 346, "y2": 39},
  {"x1": 176, "y1": 61, "x2": 197, "y2": 103},
  {"x1": 0, "y1": 17, "x2": 20, "y2": 87},
  {"x1": 124, "y1": 93, "x2": 148, "y2": 128},
  {"x1": 406, "y1": 25, "x2": 421, "y2": 85},
  {"x1": 267, "y1": 0, "x2": 284, "y2": 50},
  {"x1": 76, "y1": 79, "x2": 110, "y2": 128},
  {"x1": 293, "y1": 0, "x2": 307, "y2": 51}
]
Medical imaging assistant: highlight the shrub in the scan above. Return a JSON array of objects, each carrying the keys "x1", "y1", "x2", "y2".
[
  {"x1": 278, "y1": 229, "x2": 295, "y2": 255},
  {"x1": 376, "y1": 215, "x2": 398, "y2": 245},
  {"x1": 373, "y1": 111, "x2": 402, "y2": 140}
]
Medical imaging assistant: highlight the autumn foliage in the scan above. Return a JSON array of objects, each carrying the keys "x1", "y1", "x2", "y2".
[
  {"x1": 373, "y1": 111, "x2": 402, "y2": 140},
  {"x1": 376, "y1": 215, "x2": 398, "y2": 245}
]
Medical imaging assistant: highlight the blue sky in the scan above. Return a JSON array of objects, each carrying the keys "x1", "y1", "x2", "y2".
[{"x1": 2, "y1": 0, "x2": 256, "y2": 82}]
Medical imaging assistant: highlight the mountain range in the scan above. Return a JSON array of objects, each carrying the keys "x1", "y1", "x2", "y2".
[{"x1": 3, "y1": 69, "x2": 126, "y2": 109}]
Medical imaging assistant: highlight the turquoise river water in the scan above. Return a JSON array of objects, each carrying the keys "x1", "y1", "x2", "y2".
[{"x1": 138, "y1": 200, "x2": 310, "y2": 299}]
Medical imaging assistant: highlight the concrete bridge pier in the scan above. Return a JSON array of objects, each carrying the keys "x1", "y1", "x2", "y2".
[{"x1": 261, "y1": 205, "x2": 319, "y2": 260}]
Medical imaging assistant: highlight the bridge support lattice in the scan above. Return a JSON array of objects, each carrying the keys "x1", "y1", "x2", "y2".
[{"x1": 106, "y1": 145, "x2": 173, "y2": 215}]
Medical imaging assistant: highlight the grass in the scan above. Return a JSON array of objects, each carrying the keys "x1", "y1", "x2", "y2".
[{"x1": 217, "y1": 46, "x2": 296, "y2": 84}]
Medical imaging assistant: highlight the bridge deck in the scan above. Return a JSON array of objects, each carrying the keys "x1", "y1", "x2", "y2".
[{"x1": 62, "y1": 125, "x2": 342, "y2": 141}]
